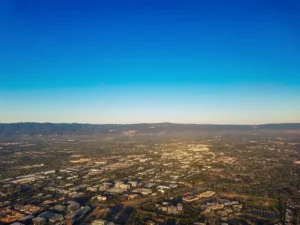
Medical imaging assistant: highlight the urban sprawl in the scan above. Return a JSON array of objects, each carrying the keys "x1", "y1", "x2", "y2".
[{"x1": 0, "y1": 127, "x2": 300, "y2": 225}]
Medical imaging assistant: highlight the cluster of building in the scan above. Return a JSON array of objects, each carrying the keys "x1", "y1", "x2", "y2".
[
  {"x1": 23, "y1": 201, "x2": 89, "y2": 225},
  {"x1": 285, "y1": 202, "x2": 300, "y2": 225},
  {"x1": 183, "y1": 191, "x2": 216, "y2": 202},
  {"x1": 0, "y1": 208, "x2": 24, "y2": 224},
  {"x1": 200, "y1": 198, "x2": 243, "y2": 221},
  {"x1": 0, "y1": 140, "x2": 296, "y2": 225},
  {"x1": 155, "y1": 201, "x2": 183, "y2": 215}
]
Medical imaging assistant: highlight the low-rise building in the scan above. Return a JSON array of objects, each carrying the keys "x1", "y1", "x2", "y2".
[
  {"x1": 199, "y1": 191, "x2": 215, "y2": 198},
  {"x1": 66, "y1": 201, "x2": 80, "y2": 212},
  {"x1": 32, "y1": 217, "x2": 46, "y2": 225}
]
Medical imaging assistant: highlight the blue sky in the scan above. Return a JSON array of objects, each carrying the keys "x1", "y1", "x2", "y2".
[{"x1": 0, "y1": 0, "x2": 300, "y2": 124}]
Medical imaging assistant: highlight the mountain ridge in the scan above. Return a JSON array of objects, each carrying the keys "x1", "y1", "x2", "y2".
[{"x1": 0, "y1": 122, "x2": 300, "y2": 137}]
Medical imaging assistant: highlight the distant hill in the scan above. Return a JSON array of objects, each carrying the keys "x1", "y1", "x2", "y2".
[{"x1": 0, "y1": 122, "x2": 300, "y2": 137}]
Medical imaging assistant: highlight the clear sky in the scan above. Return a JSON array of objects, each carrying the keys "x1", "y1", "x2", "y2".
[{"x1": 0, "y1": 0, "x2": 300, "y2": 124}]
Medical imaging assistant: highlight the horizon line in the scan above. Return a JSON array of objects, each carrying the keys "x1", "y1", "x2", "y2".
[{"x1": 1, "y1": 122, "x2": 300, "y2": 126}]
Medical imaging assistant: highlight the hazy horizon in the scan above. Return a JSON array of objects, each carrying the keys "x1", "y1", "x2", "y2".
[{"x1": 1, "y1": 121, "x2": 300, "y2": 126}]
